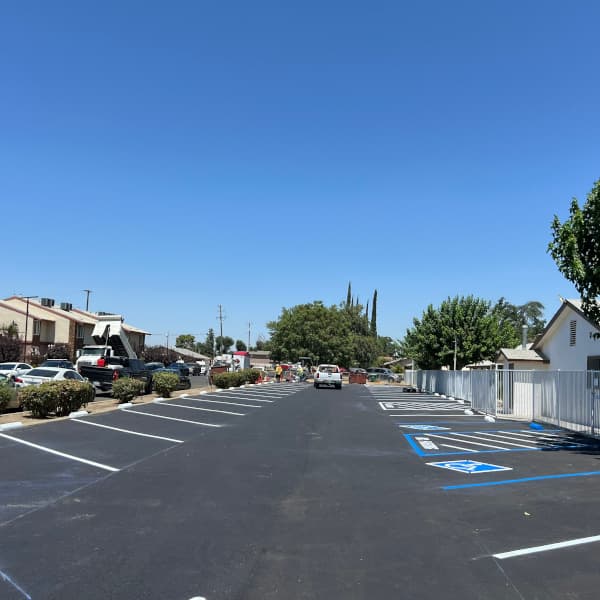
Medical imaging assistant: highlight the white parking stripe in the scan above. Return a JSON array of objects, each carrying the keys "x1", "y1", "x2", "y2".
[
  {"x1": 428, "y1": 434, "x2": 507, "y2": 450},
  {"x1": 159, "y1": 402, "x2": 245, "y2": 416},
  {"x1": 121, "y1": 409, "x2": 222, "y2": 427},
  {"x1": 201, "y1": 394, "x2": 273, "y2": 403},
  {"x1": 493, "y1": 534, "x2": 600, "y2": 559},
  {"x1": 471, "y1": 432, "x2": 539, "y2": 448},
  {"x1": 70, "y1": 418, "x2": 184, "y2": 443},
  {"x1": 0, "y1": 432, "x2": 119, "y2": 472},
  {"x1": 439, "y1": 443, "x2": 478, "y2": 452},
  {"x1": 182, "y1": 398, "x2": 262, "y2": 408},
  {"x1": 452, "y1": 432, "x2": 537, "y2": 449},
  {"x1": 218, "y1": 390, "x2": 284, "y2": 398}
]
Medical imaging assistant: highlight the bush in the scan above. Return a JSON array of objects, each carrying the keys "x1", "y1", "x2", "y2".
[
  {"x1": 212, "y1": 369, "x2": 260, "y2": 389},
  {"x1": 245, "y1": 369, "x2": 262, "y2": 384},
  {"x1": 152, "y1": 371, "x2": 179, "y2": 398},
  {"x1": 54, "y1": 381, "x2": 95, "y2": 416},
  {"x1": 0, "y1": 383, "x2": 14, "y2": 412},
  {"x1": 19, "y1": 381, "x2": 93, "y2": 418},
  {"x1": 112, "y1": 378, "x2": 145, "y2": 404}
]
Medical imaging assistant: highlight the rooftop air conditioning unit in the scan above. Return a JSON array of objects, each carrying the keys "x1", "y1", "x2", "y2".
[
  {"x1": 41, "y1": 298, "x2": 55, "y2": 307},
  {"x1": 60, "y1": 302, "x2": 73, "y2": 311}
]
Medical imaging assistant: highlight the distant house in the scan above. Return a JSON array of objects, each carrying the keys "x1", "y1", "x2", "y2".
[
  {"x1": 173, "y1": 347, "x2": 211, "y2": 362},
  {"x1": 495, "y1": 343, "x2": 548, "y2": 370},
  {"x1": 249, "y1": 350, "x2": 271, "y2": 369}
]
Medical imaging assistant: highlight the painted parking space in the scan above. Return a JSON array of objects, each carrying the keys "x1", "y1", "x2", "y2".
[
  {"x1": 0, "y1": 438, "x2": 106, "y2": 526},
  {"x1": 0, "y1": 418, "x2": 179, "y2": 470}
]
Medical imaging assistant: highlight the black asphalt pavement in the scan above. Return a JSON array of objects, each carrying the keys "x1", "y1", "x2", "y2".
[{"x1": 2, "y1": 383, "x2": 600, "y2": 599}]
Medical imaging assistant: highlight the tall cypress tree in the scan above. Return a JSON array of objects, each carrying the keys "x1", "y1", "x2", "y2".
[
  {"x1": 346, "y1": 282, "x2": 352, "y2": 308},
  {"x1": 370, "y1": 289, "x2": 378, "y2": 336}
]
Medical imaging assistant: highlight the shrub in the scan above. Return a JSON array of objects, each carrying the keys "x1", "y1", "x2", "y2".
[
  {"x1": 112, "y1": 378, "x2": 145, "y2": 403},
  {"x1": 152, "y1": 371, "x2": 179, "y2": 398},
  {"x1": 212, "y1": 370, "x2": 258, "y2": 388},
  {"x1": 0, "y1": 383, "x2": 14, "y2": 412},
  {"x1": 54, "y1": 380, "x2": 95, "y2": 416},
  {"x1": 245, "y1": 369, "x2": 262, "y2": 384},
  {"x1": 19, "y1": 381, "x2": 93, "y2": 418},
  {"x1": 19, "y1": 383, "x2": 61, "y2": 418}
]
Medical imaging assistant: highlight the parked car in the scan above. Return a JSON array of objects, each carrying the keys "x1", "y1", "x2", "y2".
[
  {"x1": 0, "y1": 362, "x2": 33, "y2": 381},
  {"x1": 145, "y1": 362, "x2": 166, "y2": 372},
  {"x1": 168, "y1": 362, "x2": 191, "y2": 376},
  {"x1": 366, "y1": 367, "x2": 400, "y2": 382},
  {"x1": 15, "y1": 367, "x2": 92, "y2": 390},
  {"x1": 184, "y1": 362, "x2": 202, "y2": 376},
  {"x1": 151, "y1": 367, "x2": 191, "y2": 390},
  {"x1": 39, "y1": 359, "x2": 75, "y2": 370}
]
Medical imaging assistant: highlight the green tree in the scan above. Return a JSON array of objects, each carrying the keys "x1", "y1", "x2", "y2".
[
  {"x1": 549, "y1": 178, "x2": 600, "y2": 324},
  {"x1": 491, "y1": 298, "x2": 546, "y2": 346},
  {"x1": 235, "y1": 339, "x2": 247, "y2": 351},
  {"x1": 267, "y1": 301, "x2": 378, "y2": 367},
  {"x1": 196, "y1": 329, "x2": 216, "y2": 358},
  {"x1": 215, "y1": 336, "x2": 234, "y2": 354},
  {"x1": 175, "y1": 334, "x2": 195, "y2": 350},
  {"x1": 370, "y1": 289, "x2": 378, "y2": 336},
  {"x1": 346, "y1": 282, "x2": 352, "y2": 308},
  {"x1": 401, "y1": 295, "x2": 510, "y2": 370}
]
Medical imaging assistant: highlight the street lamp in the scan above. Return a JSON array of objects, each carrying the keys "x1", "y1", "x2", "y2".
[{"x1": 22, "y1": 295, "x2": 39, "y2": 361}]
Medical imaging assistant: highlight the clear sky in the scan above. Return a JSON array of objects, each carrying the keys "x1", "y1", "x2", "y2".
[{"x1": 2, "y1": 1, "x2": 599, "y2": 348}]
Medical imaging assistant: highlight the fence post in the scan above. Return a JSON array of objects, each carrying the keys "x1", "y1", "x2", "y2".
[
  {"x1": 532, "y1": 371, "x2": 536, "y2": 422},
  {"x1": 556, "y1": 370, "x2": 561, "y2": 429}
]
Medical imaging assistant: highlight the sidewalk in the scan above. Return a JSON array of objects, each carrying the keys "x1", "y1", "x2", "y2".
[{"x1": 0, "y1": 383, "x2": 213, "y2": 429}]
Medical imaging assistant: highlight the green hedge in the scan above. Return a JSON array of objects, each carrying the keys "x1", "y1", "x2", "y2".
[
  {"x1": 112, "y1": 378, "x2": 145, "y2": 403},
  {"x1": 152, "y1": 371, "x2": 180, "y2": 398},
  {"x1": 212, "y1": 369, "x2": 262, "y2": 389},
  {"x1": 19, "y1": 380, "x2": 94, "y2": 418},
  {"x1": 0, "y1": 382, "x2": 14, "y2": 412}
]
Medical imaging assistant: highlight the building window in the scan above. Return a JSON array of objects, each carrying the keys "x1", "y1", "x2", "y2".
[
  {"x1": 33, "y1": 320, "x2": 41, "y2": 336},
  {"x1": 570, "y1": 320, "x2": 577, "y2": 346},
  {"x1": 76, "y1": 324, "x2": 85, "y2": 339}
]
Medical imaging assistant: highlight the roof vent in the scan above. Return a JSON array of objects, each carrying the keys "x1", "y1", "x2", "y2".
[
  {"x1": 40, "y1": 298, "x2": 55, "y2": 307},
  {"x1": 60, "y1": 302, "x2": 72, "y2": 311}
]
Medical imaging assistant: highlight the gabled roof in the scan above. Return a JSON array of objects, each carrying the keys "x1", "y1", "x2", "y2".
[
  {"x1": 497, "y1": 346, "x2": 547, "y2": 362},
  {"x1": 532, "y1": 298, "x2": 600, "y2": 351},
  {"x1": 173, "y1": 347, "x2": 210, "y2": 360}
]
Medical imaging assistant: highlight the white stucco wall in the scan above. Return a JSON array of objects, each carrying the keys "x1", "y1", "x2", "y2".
[{"x1": 538, "y1": 306, "x2": 600, "y2": 371}]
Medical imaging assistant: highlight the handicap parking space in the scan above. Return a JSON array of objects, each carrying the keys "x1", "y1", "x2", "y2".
[{"x1": 374, "y1": 389, "x2": 600, "y2": 595}]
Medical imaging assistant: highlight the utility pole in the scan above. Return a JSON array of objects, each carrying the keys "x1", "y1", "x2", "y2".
[
  {"x1": 248, "y1": 321, "x2": 252, "y2": 351},
  {"x1": 453, "y1": 336, "x2": 458, "y2": 371},
  {"x1": 217, "y1": 305, "x2": 225, "y2": 354},
  {"x1": 22, "y1": 295, "x2": 39, "y2": 361},
  {"x1": 83, "y1": 289, "x2": 92, "y2": 311}
]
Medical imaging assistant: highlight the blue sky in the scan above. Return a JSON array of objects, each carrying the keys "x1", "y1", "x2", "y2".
[{"x1": 2, "y1": 1, "x2": 599, "y2": 348}]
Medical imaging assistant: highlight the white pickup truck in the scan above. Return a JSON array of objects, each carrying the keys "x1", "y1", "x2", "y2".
[{"x1": 314, "y1": 364, "x2": 342, "y2": 390}]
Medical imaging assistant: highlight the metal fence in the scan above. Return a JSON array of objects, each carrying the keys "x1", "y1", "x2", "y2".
[{"x1": 404, "y1": 369, "x2": 600, "y2": 435}]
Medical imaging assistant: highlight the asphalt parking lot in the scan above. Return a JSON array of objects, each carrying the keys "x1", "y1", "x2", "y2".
[{"x1": 2, "y1": 382, "x2": 600, "y2": 599}]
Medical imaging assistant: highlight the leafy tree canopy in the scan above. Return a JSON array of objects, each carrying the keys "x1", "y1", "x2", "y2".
[
  {"x1": 401, "y1": 295, "x2": 516, "y2": 370},
  {"x1": 235, "y1": 340, "x2": 247, "y2": 351},
  {"x1": 549, "y1": 178, "x2": 600, "y2": 323},
  {"x1": 267, "y1": 301, "x2": 379, "y2": 367},
  {"x1": 175, "y1": 334, "x2": 195, "y2": 350},
  {"x1": 215, "y1": 336, "x2": 234, "y2": 354}
]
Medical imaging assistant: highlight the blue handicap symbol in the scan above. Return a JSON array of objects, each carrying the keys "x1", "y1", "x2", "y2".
[{"x1": 426, "y1": 460, "x2": 513, "y2": 474}]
